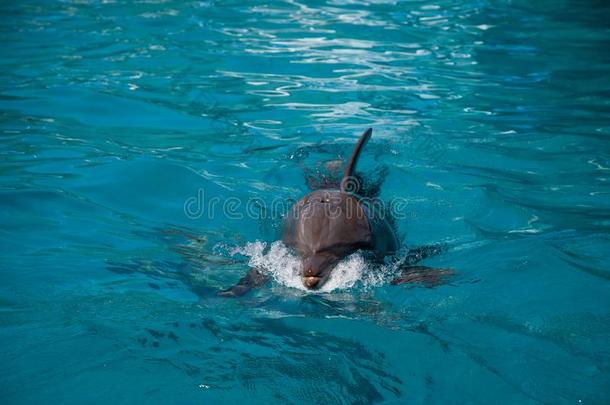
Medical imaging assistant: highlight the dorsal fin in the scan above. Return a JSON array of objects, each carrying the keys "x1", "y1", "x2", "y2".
[{"x1": 341, "y1": 128, "x2": 372, "y2": 193}]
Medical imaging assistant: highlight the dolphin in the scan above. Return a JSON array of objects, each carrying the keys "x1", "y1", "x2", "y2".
[{"x1": 219, "y1": 128, "x2": 450, "y2": 296}]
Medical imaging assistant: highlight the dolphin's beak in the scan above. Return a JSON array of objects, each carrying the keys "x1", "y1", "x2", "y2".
[{"x1": 303, "y1": 276, "x2": 321, "y2": 289}]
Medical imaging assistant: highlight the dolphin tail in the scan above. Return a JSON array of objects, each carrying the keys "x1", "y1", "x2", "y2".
[{"x1": 341, "y1": 127, "x2": 372, "y2": 193}]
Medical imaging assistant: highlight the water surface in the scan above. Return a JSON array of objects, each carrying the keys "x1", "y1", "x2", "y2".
[{"x1": 1, "y1": 0, "x2": 610, "y2": 403}]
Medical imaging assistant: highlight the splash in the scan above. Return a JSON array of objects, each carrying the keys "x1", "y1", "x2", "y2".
[{"x1": 231, "y1": 241, "x2": 395, "y2": 293}]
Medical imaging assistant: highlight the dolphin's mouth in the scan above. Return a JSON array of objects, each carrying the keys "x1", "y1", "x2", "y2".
[{"x1": 303, "y1": 276, "x2": 322, "y2": 289}]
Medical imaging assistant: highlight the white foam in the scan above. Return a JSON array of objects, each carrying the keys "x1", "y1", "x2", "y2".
[{"x1": 231, "y1": 241, "x2": 395, "y2": 293}]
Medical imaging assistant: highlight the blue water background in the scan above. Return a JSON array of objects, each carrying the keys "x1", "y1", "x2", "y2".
[{"x1": 1, "y1": 0, "x2": 610, "y2": 403}]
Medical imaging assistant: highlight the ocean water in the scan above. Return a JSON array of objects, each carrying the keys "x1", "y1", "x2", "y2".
[{"x1": 1, "y1": 0, "x2": 610, "y2": 403}]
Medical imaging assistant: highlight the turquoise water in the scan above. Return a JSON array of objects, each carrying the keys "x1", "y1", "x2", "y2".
[{"x1": 2, "y1": 0, "x2": 610, "y2": 403}]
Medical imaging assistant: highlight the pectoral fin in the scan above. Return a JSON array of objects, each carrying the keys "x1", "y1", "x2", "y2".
[
  {"x1": 391, "y1": 266, "x2": 453, "y2": 287},
  {"x1": 218, "y1": 268, "x2": 268, "y2": 297}
]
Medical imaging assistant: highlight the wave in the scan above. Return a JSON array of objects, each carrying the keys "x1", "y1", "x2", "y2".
[{"x1": 230, "y1": 240, "x2": 395, "y2": 293}]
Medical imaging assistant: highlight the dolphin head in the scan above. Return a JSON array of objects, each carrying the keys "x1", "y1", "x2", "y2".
[
  {"x1": 283, "y1": 190, "x2": 373, "y2": 290},
  {"x1": 301, "y1": 251, "x2": 342, "y2": 289}
]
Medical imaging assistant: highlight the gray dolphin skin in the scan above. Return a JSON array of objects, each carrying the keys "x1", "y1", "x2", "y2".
[
  {"x1": 282, "y1": 128, "x2": 398, "y2": 289},
  {"x1": 219, "y1": 128, "x2": 450, "y2": 297}
]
